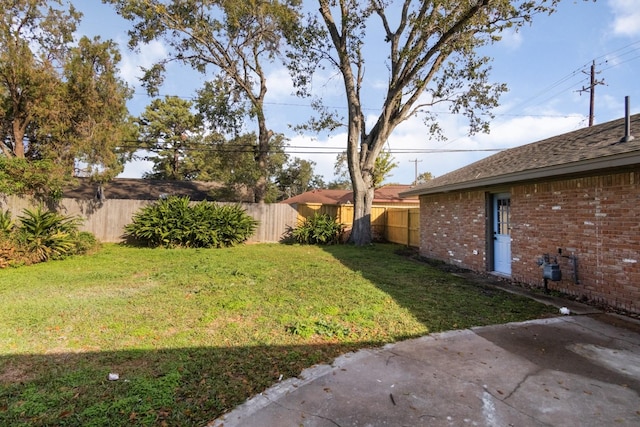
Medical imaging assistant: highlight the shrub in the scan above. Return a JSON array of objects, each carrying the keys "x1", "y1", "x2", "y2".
[
  {"x1": 124, "y1": 196, "x2": 259, "y2": 248},
  {"x1": 0, "y1": 210, "x2": 14, "y2": 236},
  {"x1": 73, "y1": 231, "x2": 100, "y2": 255},
  {"x1": 0, "y1": 235, "x2": 17, "y2": 268},
  {"x1": 0, "y1": 207, "x2": 98, "y2": 267},
  {"x1": 291, "y1": 213, "x2": 343, "y2": 245},
  {"x1": 15, "y1": 207, "x2": 83, "y2": 262}
]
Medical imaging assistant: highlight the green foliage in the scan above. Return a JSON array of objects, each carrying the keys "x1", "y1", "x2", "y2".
[
  {"x1": 0, "y1": 206, "x2": 96, "y2": 267},
  {"x1": 0, "y1": 209, "x2": 14, "y2": 235},
  {"x1": 137, "y1": 95, "x2": 204, "y2": 180},
  {"x1": 124, "y1": 196, "x2": 258, "y2": 248},
  {"x1": 15, "y1": 207, "x2": 83, "y2": 262},
  {"x1": 413, "y1": 171, "x2": 434, "y2": 185},
  {"x1": 333, "y1": 149, "x2": 398, "y2": 189},
  {"x1": 73, "y1": 232, "x2": 100, "y2": 255},
  {"x1": 0, "y1": 158, "x2": 67, "y2": 200},
  {"x1": 106, "y1": 0, "x2": 303, "y2": 202},
  {"x1": 0, "y1": 2, "x2": 133, "y2": 181},
  {"x1": 373, "y1": 151, "x2": 399, "y2": 188},
  {"x1": 275, "y1": 157, "x2": 325, "y2": 200},
  {"x1": 291, "y1": 213, "x2": 343, "y2": 245}
]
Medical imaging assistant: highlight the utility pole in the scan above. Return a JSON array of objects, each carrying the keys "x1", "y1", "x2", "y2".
[
  {"x1": 578, "y1": 61, "x2": 605, "y2": 126},
  {"x1": 409, "y1": 158, "x2": 423, "y2": 183}
]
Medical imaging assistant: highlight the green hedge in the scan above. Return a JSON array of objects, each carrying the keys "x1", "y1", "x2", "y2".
[{"x1": 123, "y1": 196, "x2": 259, "y2": 248}]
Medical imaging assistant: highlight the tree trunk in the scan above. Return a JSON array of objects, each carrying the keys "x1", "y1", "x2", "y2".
[
  {"x1": 348, "y1": 132, "x2": 377, "y2": 245},
  {"x1": 12, "y1": 119, "x2": 26, "y2": 158},
  {"x1": 253, "y1": 115, "x2": 271, "y2": 203},
  {"x1": 350, "y1": 177, "x2": 374, "y2": 245}
]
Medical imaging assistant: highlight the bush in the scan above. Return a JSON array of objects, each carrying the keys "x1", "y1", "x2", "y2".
[
  {"x1": 124, "y1": 196, "x2": 259, "y2": 248},
  {"x1": 73, "y1": 231, "x2": 100, "y2": 255},
  {"x1": 0, "y1": 207, "x2": 98, "y2": 267},
  {"x1": 15, "y1": 207, "x2": 83, "y2": 262},
  {"x1": 291, "y1": 213, "x2": 343, "y2": 245},
  {"x1": 0, "y1": 209, "x2": 14, "y2": 236}
]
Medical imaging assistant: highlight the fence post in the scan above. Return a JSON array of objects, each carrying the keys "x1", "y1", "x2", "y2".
[{"x1": 406, "y1": 208, "x2": 410, "y2": 247}]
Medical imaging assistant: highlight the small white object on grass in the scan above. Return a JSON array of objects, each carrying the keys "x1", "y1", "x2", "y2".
[
  {"x1": 108, "y1": 373, "x2": 120, "y2": 381},
  {"x1": 559, "y1": 307, "x2": 570, "y2": 315}
]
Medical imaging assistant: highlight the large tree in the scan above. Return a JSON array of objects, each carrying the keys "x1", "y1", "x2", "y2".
[
  {"x1": 0, "y1": 0, "x2": 79, "y2": 159},
  {"x1": 0, "y1": 0, "x2": 134, "y2": 188},
  {"x1": 289, "y1": 0, "x2": 566, "y2": 245},
  {"x1": 205, "y1": 132, "x2": 289, "y2": 202},
  {"x1": 105, "y1": 0, "x2": 302, "y2": 202},
  {"x1": 61, "y1": 36, "x2": 136, "y2": 180},
  {"x1": 275, "y1": 157, "x2": 325, "y2": 200},
  {"x1": 137, "y1": 95, "x2": 205, "y2": 180}
]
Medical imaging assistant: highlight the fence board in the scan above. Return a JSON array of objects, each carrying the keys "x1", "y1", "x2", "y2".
[
  {"x1": 0, "y1": 196, "x2": 417, "y2": 246},
  {"x1": 296, "y1": 203, "x2": 419, "y2": 247},
  {"x1": 0, "y1": 196, "x2": 298, "y2": 244},
  {"x1": 384, "y1": 208, "x2": 419, "y2": 246}
]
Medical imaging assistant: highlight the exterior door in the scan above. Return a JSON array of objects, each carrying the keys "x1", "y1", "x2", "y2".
[{"x1": 493, "y1": 193, "x2": 511, "y2": 275}]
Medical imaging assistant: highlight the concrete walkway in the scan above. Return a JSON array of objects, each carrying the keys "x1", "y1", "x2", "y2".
[{"x1": 210, "y1": 306, "x2": 640, "y2": 427}]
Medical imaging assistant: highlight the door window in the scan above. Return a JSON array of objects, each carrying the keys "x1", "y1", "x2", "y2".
[{"x1": 496, "y1": 197, "x2": 511, "y2": 235}]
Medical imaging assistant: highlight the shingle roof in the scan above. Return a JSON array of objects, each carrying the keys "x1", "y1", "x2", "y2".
[
  {"x1": 281, "y1": 185, "x2": 418, "y2": 205},
  {"x1": 402, "y1": 113, "x2": 640, "y2": 197},
  {"x1": 280, "y1": 189, "x2": 352, "y2": 204},
  {"x1": 63, "y1": 178, "x2": 225, "y2": 201}
]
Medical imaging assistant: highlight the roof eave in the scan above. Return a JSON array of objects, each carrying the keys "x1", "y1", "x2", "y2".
[{"x1": 400, "y1": 150, "x2": 640, "y2": 197}]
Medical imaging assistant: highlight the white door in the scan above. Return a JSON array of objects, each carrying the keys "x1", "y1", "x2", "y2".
[{"x1": 493, "y1": 194, "x2": 511, "y2": 275}]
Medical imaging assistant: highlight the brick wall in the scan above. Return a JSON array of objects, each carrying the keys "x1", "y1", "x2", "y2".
[
  {"x1": 418, "y1": 190, "x2": 487, "y2": 271},
  {"x1": 419, "y1": 171, "x2": 640, "y2": 314}
]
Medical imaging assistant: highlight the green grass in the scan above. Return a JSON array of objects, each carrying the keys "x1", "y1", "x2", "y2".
[{"x1": 0, "y1": 243, "x2": 556, "y2": 426}]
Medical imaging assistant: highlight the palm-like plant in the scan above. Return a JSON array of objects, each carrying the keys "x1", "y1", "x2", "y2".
[
  {"x1": 124, "y1": 196, "x2": 258, "y2": 248},
  {"x1": 16, "y1": 207, "x2": 82, "y2": 261},
  {"x1": 0, "y1": 210, "x2": 14, "y2": 235}
]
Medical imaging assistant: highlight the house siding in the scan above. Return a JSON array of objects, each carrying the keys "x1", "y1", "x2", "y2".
[{"x1": 419, "y1": 171, "x2": 640, "y2": 314}]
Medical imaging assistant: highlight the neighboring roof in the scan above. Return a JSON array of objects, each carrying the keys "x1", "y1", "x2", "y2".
[
  {"x1": 281, "y1": 185, "x2": 418, "y2": 205},
  {"x1": 281, "y1": 189, "x2": 351, "y2": 205},
  {"x1": 63, "y1": 178, "x2": 224, "y2": 201},
  {"x1": 402, "y1": 113, "x2": 640, "y2": 197},
  {"x1": 373, "y1": 185, "x2": 419, "y2": 203}
]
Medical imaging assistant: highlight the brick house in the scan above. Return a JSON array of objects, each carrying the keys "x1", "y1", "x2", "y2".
[{"x1": 401, "y1": 112, "x2": 640, "y2": 314}]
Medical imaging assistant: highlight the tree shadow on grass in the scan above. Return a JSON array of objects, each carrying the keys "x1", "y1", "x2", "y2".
[
  {"x1": 319, "y1": 244, "x2": 557, "y2": 333},
  {"x1": 0, "y1": 342, "x2": 373, "y2": 426}
]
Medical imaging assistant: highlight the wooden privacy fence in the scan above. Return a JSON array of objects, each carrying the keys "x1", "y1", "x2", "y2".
[
  {"x1": 0, "y1": 195, "x2": 298, "y2": 244},
  {"x1": 0, "y1": 196, "x2": 419, "y2": 246},
  {"x1": 295, "y1": 203, "x2": 419, "y2": 247}
]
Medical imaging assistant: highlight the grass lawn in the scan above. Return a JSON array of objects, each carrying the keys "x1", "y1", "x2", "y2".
[{"x1": 0, "y1": 243, "x2": 556, "y2": 426}]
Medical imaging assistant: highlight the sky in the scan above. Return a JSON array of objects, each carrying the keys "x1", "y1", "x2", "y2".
[{"x1": 75, "y1": 0, "x2": 640, "y2": 185}]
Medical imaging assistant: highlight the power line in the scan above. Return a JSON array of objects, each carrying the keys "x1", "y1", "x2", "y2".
[{"x1": 117, "y1": 141, "x2": 505, "y2": 155}]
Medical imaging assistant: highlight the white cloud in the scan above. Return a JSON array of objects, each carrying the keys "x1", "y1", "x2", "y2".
[
  {"x1": 118, "y1": 40, "x2": 168, "y2": 87},
  {"x1": 473, "y1": 115, "x2": 585, "y2": 148},
  {"x1": 286, "y1": 133, "x2": 346, "y2": 182},
  {"x1": 496, "y1": 28, "x2": 523, "y2": 50},
  {"x1": 609, "y1": 0, "x2": 640, "y2": 37},
  {"x1": 365, "y1": 111, "x2": 587, "y2": 183},
  {"x1": 265, "y1": 67, "x2": 295, "y2": 100}
]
